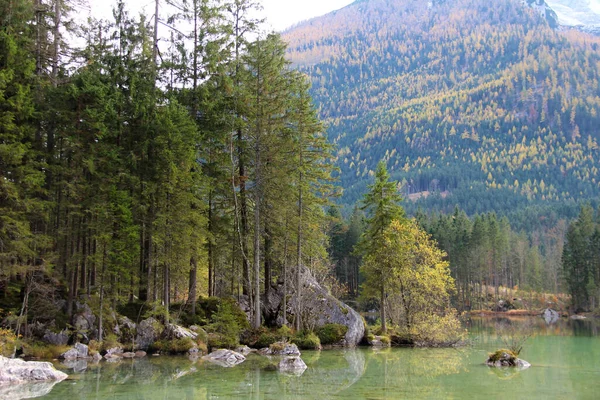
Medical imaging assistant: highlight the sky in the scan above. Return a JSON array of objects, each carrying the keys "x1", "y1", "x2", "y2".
[{"x1": 88, "y1": 0, "x2": 355, "y2": 31}]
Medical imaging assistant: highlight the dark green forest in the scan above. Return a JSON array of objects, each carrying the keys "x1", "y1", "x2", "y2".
[
  {"x1": 0, "y1": 0, "x2": 337, "y2": 332},
  {"x1": 2, "y1": 0, "x2": 600, "y2": 354}
]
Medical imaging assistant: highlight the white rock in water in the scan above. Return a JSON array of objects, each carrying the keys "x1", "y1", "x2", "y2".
[
  {"x1": 0, "y1": 356, "x2": 68, "y2": 384},
  {"x1": 278, "y1": 356, "x2": 307, "y2": 375},
  {"x1": 202, "y1": 349, "x2": 246, "y2": 368}
]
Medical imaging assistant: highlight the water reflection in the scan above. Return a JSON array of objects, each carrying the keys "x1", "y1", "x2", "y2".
[{"x1": 39, "y1": 317, "x2": 600, "y2": 399}]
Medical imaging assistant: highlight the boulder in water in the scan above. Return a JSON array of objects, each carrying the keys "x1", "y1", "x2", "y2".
[
  {"x1": 0, "y1": 356, "x2": 68, "y2": 384},
  {"x1": 59, "y1": 343, "x2": 89, "y2": 360},
  {"x1": 542, "y1": 308, "x2": 560, "y2": 324},
  {"x1": 277, "y1": 356, "x2": 307, "y2": 375},
  {"x1": 202, "y1": 349, "x2": 246, "y2": 368},
  {"x1": 486, "y1": 349, "x2": 531, "y2": 370}
]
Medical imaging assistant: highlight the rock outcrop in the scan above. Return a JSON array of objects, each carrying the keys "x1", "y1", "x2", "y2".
[
  {"x1": 202, "y1": 349, "x2": 246, "y2": 368},
  {"x1": 163, "y1": 324, "x2": 197, "y2": 340},
  {"x1": 135, "y1": 318, "x2": 164, "y2": 350},
  {"x1": 242, "y1": 266, "x2": 365, "y2": 346},
  {"x1": 42, "y1": 329, "x2": 69, "y2": 346},
  {"x1": 0, "y1": 356, "x2": 68, "y2": 384}
]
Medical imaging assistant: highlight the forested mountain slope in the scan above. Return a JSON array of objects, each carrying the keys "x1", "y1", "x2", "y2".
[{"x1": 283, "y1": 0, "x2": 600, "y2": 226}]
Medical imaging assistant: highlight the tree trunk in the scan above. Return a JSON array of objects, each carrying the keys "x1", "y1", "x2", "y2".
[
  {"x1": 264, "y1": 225, "x2": 272, "y2": 295},
  {"x1": 98, "y1": 243, "x2": 107, "y2": 342},
  {"x1": 295, "y1": 172, "x2": 303, "y2": 331},
  {"x1": 189, "y1": 256, "x2": 198, "y2": 315},
  {"x1": 381, "y1": 284, "x2": 387, "y2": 333}
]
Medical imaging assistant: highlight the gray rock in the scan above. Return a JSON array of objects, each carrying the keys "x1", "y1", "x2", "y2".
[
  {"x1": 104, "y1": 347, "x2": 123, "y2": 359},
  {"x1": 486, "y1": 351, "x2": 531, "y2": 370},
  {"x1": 163, "y1": 324, "x2": 197, "y2": 340},
  {"x1": 134, "y1": 351, "x2": 147, "y2": 358},
  {"x1": 277, "y1": 356, "x2": 307, "y2": 375},
  {"x1": 235, "y1": 345, "x2": 254, "y2": 356},
  {"x1": 542, "y1": 308, "x2": 560, "y2": 324},
  {"x1": 42, "y1": 329, "x2": 69, "y2": 346},
  {"x1": 92, "y1": 352, "x2": 103, "y2": 362},
  {"x1": 114, "y1": 316, "x2": 137, "y2": 343},
  {"x1": 121, "y1": 352, "x2": 136, "y2": 359},
  {"x1": 242, "y1": 266, "x2": 365, "y2": 346},
  {"x1": 262, "y1": 342, "x2": 301, "y2": 356},
  {"x1": 570, "y1": 314, "x2": 587, "y2": 320},
  {"x1": 0, "y1": 356, "x2": 68, "y2": 384},
  {"x1": 135, "y1": 318, "x2": 164, "y2": 350},
  {"x1": 73, "y1": 302, "x2": 96, "y2": 334},
  {"x1": 60, "y1": 343, "x2": 89, "y2": 360},
  {"x1": 202, "y1": 349, "x2": 246, "y2": 368}
]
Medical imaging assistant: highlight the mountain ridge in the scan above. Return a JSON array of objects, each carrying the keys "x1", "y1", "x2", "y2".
[{"x1": 283, "y1": 0, "x2": 600, "y2": 225}]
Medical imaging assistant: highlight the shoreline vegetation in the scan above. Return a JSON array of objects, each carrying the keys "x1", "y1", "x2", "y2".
[{"x1": 2, "y1": 0, "x2": 598, "y2": 383}]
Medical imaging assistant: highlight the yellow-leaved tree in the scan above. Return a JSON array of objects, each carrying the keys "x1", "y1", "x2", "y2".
[{"x1": 362, "y1": 219, "x2": 464, "y2": 346}]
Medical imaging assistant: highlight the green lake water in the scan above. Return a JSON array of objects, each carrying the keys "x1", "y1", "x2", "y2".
[{"x1": 24, "y1": 317, "x2": 600, "y2": 399}]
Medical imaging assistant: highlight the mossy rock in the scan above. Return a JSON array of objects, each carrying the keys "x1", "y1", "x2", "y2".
[
  {"x1": 292, "y1": 332, "x2": 321, "y2": 350},
  {"x1": 316, "y1": 323, "x2": 348, "y2": 345},
  {"x1": 486, "y1": 348, "x2": 531, "y2": 369}
]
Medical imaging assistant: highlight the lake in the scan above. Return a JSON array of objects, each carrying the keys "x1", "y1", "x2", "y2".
[{"x1": 20, "y1": 316, "x2": 600, "y2": 399}]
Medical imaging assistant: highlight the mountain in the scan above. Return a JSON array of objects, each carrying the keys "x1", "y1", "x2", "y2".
[
  {"x1": 545, "y1": 0, "x2": 600, "y2": 33},
  {"x1": 282, "y1": 0, "x2": 600, "y2": 227}
]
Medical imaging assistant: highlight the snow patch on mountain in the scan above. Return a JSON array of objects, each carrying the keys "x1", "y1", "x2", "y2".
[{"x1": 544, "y1": 0, "x2": 600, "y2": 31}]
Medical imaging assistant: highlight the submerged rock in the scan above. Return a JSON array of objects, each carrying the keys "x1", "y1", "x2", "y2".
[
  {"x1": 202, "y1": 349, "x2": 246, "y2": 368},
  {"x1": 0, "y1": 356, "x2": 68, "y2": 384},
  {"x1": 277, "y1": 356, "x2": 307, "y2": 375}
]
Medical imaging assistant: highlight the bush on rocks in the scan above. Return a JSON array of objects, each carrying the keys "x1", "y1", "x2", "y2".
[
  {"x1": 316, "y1": 324, "x2": 348, "y2": 345},
  {"x1": 292, "y1": 332, "x2": 321, "y2": 350}
]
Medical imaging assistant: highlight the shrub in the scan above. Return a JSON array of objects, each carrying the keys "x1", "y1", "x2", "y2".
[
  {"x1": 21, "y1": 342, "x2": 70, "y2": 359},
  {"x1": 316, "y1": 324, "x2": 348, "y2": 345},
  {"x1": 407, "y1": 310, "x2": 466, "y2": 347},
  {"x1": 292, "y1": 332, "x2": 321, "y2": 350},
  {"x1": 100, "y1": 334, "x2": 123, "y2": 353},
  {"x1": 269, "y1": 341, "x2": 286, "y2": 352},
  {"x1": 205, "y1": 299, "x2": 249, "y2": 349},
  {"x1": 254, "y1": 331, "x2": 278, "y2": 349},
  {"x1": 152, "y1": 337, "x2": 195, "y2": 354},
  {"x1": 487, "y1": 349, "x2": 517, "y2": 363},
  {"x1": 276, "y1": 325, "x2": 293, "y2": 341},
  {"x1": 0, "y1": 328, "x2": 18, "y2": 357}
]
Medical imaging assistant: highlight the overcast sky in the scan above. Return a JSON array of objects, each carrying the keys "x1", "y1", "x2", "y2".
[{"x1": 87, "y1": 0, "x2": 354, "y2": 31}]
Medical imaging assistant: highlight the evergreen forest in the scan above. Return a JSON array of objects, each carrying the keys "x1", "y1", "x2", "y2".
[{"x1": 1, "y1": 0, "x2": 600, "y2": 365}]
